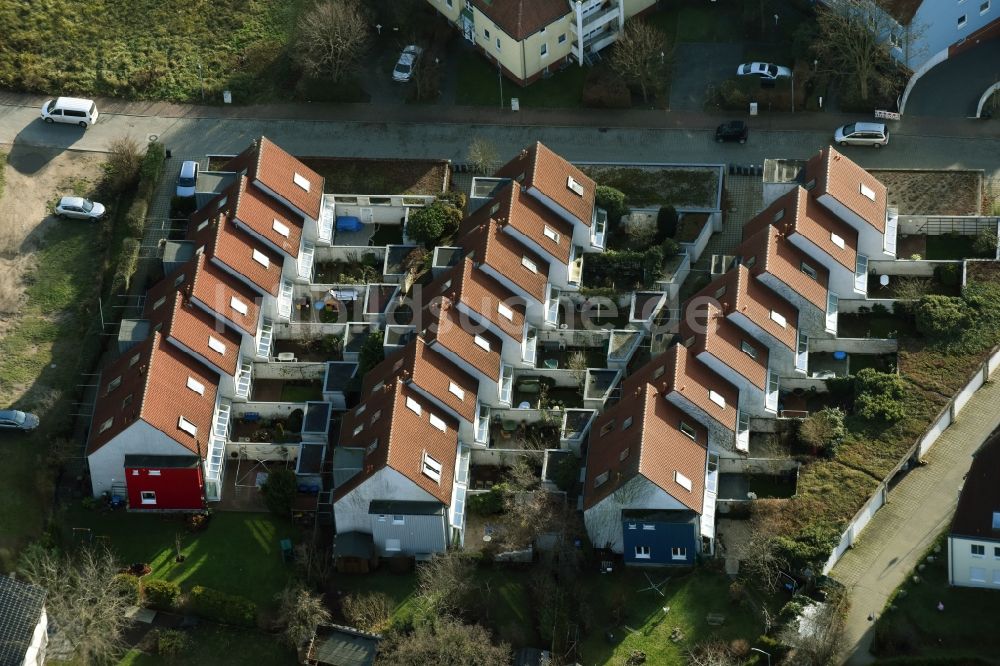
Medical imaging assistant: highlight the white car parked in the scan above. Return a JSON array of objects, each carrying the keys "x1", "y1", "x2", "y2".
[
  {"x1": 834, "y1": 122, "x2": 889, "y2": 148},
  {"x1": 176, "y1": 160, "x2": 199, "y2": 198},
  {"x1": 393, "y1": 45, "x2": 424, "y2": 82},
  {"x1": 737, "y1": 62, "x2": 792, "y2": 81},
  {"x1": 55, "y1": 196, "x2": 106, "y2": 220}
]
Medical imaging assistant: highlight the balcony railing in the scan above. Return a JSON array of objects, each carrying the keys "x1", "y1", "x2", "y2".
[
  {"x1": 277, "y1": 280, "x2": 294, "y2": 320},
  {"x1": 297, "y1": 240, "x2": 315, "y2": 281},
  {"x1": 235, "y1": 361, "x2": 252, "y2": 399},
  {"x1": 256, "y1": 318, "x2": 274, "y2": 359},
  {"x1": 318, "y1": 196, "x2": 335, "y2": 244},
  {"x1": 568, "y1": 248, "x2": 584, "y2": 284},
  {"x1": 884, "y1": 207, "x2": 898, "y2": 255},
  {"x1": 573, "y1": 1, "x2": 620, "y2": 34}
]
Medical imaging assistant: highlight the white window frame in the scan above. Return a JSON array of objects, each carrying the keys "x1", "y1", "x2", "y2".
[
  {"x1": 594, "y1": 470, "x2": 610, "y2": 488},
  {"x1": 178, "y1": 416, "x2": 198, "y2": 437},
  {"x1": 186, "y1": 376, "x2": 205, "y2": 395},
  {"x1": 801, "y1": 261, "x2": 817, "y2": 279},
  {"x1": 540, "y1": 43, "x2": 548, "y2": 57},
  {"x1": 796, "y1": 331, "x2": 809, "y2": 372},
  {"x1": 675, "y1": 471, "x2": 693, "y2": 492},
  {"x1": 474, "y1": 335, "x2": 491, "y2": 351},
  {"x1": 392, "y1": 515, "x2": 405, "y2": 525},
  {"x1": 543, "y1": 225, "x2": 560, "y2": 242},
  {"x1": 448, "y1": 382, "x2": 465, "y2": 401},
  {"x1": 148, "y1": 470, "x2": 161, "y2": 476},
  {"x1": 831, "y1": 232, "x2": 846, "y2": 249},
  {"x1": 708, "y1": 390, "x2": 726, "y2": 409},
  {"x1": 293, "y1": 173, "x2": 311, "y2": 192},
  {"x1": 972, "y1": 544, "x2": 986, "y2": 557},
  {"x1": 671, "y1": 547, "x2": 687, "y2": 560},
  {"x1": 981, "y1": 0, "x2": 991, "y2": 14},
  {"x1": 498, "y1": 302, "x2": 514, "y2": 321},
  {"x1": 740, "y1": 340, "x2": 757, "y2": 358},
  {"x1": 860, "y1": 183, "x2": 877, "y2": 201},
  {"x1": 622, "y1": 416, "x2": 633, "y2": 430},
  {"x1": 385, "y1": 538, "x2": 402, "y2": 552},
  {"x1": 140, "y1": 491, "x2": 157, "y2": 505},
  {"x1": 230, "y1": 296, "x2": 248, "y2": 315},
  {"x1": 521, "y1": 256, "x2": 538, "y2": 273},
  {"x1": 272, "y1": 219, "x2": 291, "y2": 237},
  {"x1": 958, "y1": 13, "x2": 968, "y2": 27},
  {"x1": 770, "y1": 310, "x2": 787, "y2": 328},
  {"x1": 99, "y1": 417, "x2": 113, "y2": 434},
  {"x1": 422, "y1": 453, "x2": 442, "y2": 483},
  {"x1": 208, "y1": 336, "x2": 226, "y2": 354},
  {"x1": 429, "y1": 414, "x2": 447, "y2": 432},
  {"x1": 679, "y1": 421, "x2": 697, "y2": 440},
  {"x1": 406, "y1": 396, "x2": 422, "y2": 416},
  {"x1": 252, "y1": 249, "x2": 270, "y2": 268},
  {"x1": 634, "y1": 545, "x2": 651, "y2": 560},
  {"x1": 353, "y1": 424, "x2": 363, "y2": 436}
]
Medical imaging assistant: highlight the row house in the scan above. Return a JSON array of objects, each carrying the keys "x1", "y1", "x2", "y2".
[{"x1": 332, "y1": 378, "x2": 466, "y2": 555}]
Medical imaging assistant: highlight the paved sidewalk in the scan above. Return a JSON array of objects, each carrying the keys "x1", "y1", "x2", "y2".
[
  {"x1": 2, "y1": 90, "x2": 999, "y2": 139},
  {"x1": 831, "y1": 376, "x2": 1000, "y2": 664}
]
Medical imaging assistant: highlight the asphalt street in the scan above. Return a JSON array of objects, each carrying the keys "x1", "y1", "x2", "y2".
[{"x1": 1, "y1": 102, "x2": 998, "y2": 180}]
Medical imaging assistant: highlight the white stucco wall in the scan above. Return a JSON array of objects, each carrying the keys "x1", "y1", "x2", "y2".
[
  {"x1": 87, "y1": 421, "x2": 197, "y2": 496},
  {"x1": 948, "y1": 535, "x2": 1000, "y2": 588},
  {"x1": 584, "y1": 475, "x2": 687, "y2": 553},
  {"x1": 333, "y1": 468, "x2": 442, "y2": 534}
]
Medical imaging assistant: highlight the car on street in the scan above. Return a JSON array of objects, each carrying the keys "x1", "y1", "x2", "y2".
[
  {"x1": 834, "y1": 122, "x2": 889, "y2": 148},
  {"x1": 393, "y1": 45, "x2": 424, "y2": 82},
  {"x1": 737, "y1": 62, "x2": 791, "y2": 81},
  {"x1": 715, "y1": 121, "x2": 748, "y2": 144},
  {"x1": 0, "y1": 409, "x2": 40, "y2": 432},
  {"x1": 55, "y1": 196, "x2": 106, "y2": 220},
  {"x1": 176, "y1": 160, "x2": 199, "y2": 198}
]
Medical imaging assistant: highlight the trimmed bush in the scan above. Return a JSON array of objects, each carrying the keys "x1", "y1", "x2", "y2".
[
  {"x1": 436, "y1": 190, "x2": 467, "y2": 212},
  {"x1": 114, "y1": 573, "x2": 142, "y2": 605},
  {"x1": 261, "y1": 468, "x2": 297, "y2": 516},
  {"x1": 915, "y1": 295, "x2": 970, "y2": 341},
  {"x1": 188, "y1": 585, "x2": 257, "y2": 627},
  {"x1": 595, "y1": 185, "x2": 628, "y2": 224},
  {"x1": 934, "y1": 263, "x2": 961, "y2": 287},
  {"x1": 157, "y1": 629, "x2": 191, "y2": 657},
  {"x1": 142, "y1": 578, "x2": 181, "y2": 609},
  {"x1": 656, "y1": 205, "x2": 679, "y2": 242},
  {"x1": 407, "y1": 202, "x2": 462, "y2": 248},
  {"x1": 468, "y1": 484, "x2": 506, "y2": 515},
  {"x1": 854, "y1": 368, "x2": 907, "y2": 422}
]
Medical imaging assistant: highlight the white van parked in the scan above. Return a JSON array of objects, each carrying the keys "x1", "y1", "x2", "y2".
[{"x1": 40, "y1": 97, "x2": 99, "y2": 128}]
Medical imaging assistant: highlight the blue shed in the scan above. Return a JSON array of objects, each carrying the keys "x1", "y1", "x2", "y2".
[{"x1": 621, "y1": 510, "x2": 699, "y2": 566}]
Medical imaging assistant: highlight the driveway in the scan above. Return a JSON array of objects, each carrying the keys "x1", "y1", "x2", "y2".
[
  {"x1": 905, "y1": 37, "x2": 1000, "y2": 117},
  {"x1": 669, "y1": 42, "x2": 744, "y2": 111}
]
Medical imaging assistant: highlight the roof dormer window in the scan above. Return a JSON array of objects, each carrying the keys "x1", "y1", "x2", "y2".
[
  {"x1": 498, "y1": 303, "x2": 514, "y2": 321},
  {"x1": 448, "y1": 382, "x2": 465, "y2": 400},
  {"x1": 422, "y1": 452, "x2": 442, "y2": 483},
  {"x1": 770, "y1": 310, "x2": 788, "y2": 328},
  {"x1": 831, "y1": 233, "x2": 845, "y2": 249},
  {"x1": 273, "y1": 219, "x2": 290, "y2": 237},
  {"x1": 429, "y1": 414, "x2": 447, "y2": 432},
  {"x1": 521, "y1": 256, "x2": 538, "y2": 273},
  {"x1": 474, "y1": 335, "x2": 490, "y2": 351},
  {"x1": 594, "y1": 470, "x2": 609, "y2": 488},
  {"x1": 178, "y1": 416, "x2": 198, "y2": 437},
  {"x1": 293, "y1": 172, "x2": 311, "y2": 192},
  {"x1": 230, "y1": 296, "x2": 248, "y2": 315},
  {"x1": 860, "y1": 183, "x2": 876, "y2": 202},
  {"x1": 252, "y1": 249, "x2": 270, "y2": 268},
  {"x1": 675, "y1": 470, "x2": 693, "y2": 492},
  {"x1": 543, "y1": 225, "x2": 560, "y2": 242},
  {"x1": 186, "y1": 376, "x2": 205, "y2": 395},
  {"x1": 772, "y1": 208, "x2": 785, "y2": 223},
  {"x1": 208, "y1": 336, "x2": 226, "y2": 354},
  {"x1": 406, "y1": 396, "x2": 422, "y2": 415}
]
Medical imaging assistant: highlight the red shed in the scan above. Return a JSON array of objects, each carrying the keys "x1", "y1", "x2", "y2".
[{"x1": 124, "y1": 455, "x2": 205, "y2": 511}]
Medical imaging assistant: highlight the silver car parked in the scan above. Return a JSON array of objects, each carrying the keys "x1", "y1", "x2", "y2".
[
  {"x1": 0, "y1": 410, "x2": 40, "y2": 431},
  {"x1": 834, "y1": 122, "x2": 889, "y2": 148},
  {"x1": 55, "y1": 196, "x2": 106, "y2": 220}
]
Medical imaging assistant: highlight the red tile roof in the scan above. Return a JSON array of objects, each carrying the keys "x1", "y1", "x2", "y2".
[
  {"x1": 583, "y1": 387, "x2": 707, "y2": 512},
  {"x1": 362, "y1": 336, "x2": 479, "y2": 423},
  {"x1": 805, "y1": 146, "x2": 887, "y2": 233},
  {"x1": 693, "y1": 263, "x2": 800, "y2": 351},
  {"x1": 334, "y1": 379, "x2": 459, "y2": 505},
  {"x1": 188, "y1": 195, "x2": 284, "y2": 297},
  {"x1": 624, "y1": 344, "x2": 739, "y2": 432},
  {"x1": 738, "y1": 225, "x2": 830, "y2": 313},
  {"x1": 87, "y1": 332, "x2": 220, "y2": 457},
  {"x1": 189, "y1": 254, "x2": 262, "y2": 336},
  {"x1": 457, "y1": 217, "x2": 550, "y2": 301},
  {"x1": 430, "y1": 258, "x2": 525, "y2": 341},
  {"x1": 744, "y1": 187, "x2": 858, "y2": 271},
  {"x1": 467, "y1": 181, "x2": 574, "y2": 265},
  {"x1": 495, "y1": 142, "x2": 596, "y2": 227},
  {"x1": 233, "y1": 176, "x2": 304, "y2": 258},
  {"x1": 146, "y1": 291, "x2": 243, "y2": 377},
  {"x1": 681, "y1": 303, "x2": 768, "y2": 390},
  {"x1": 226, "y1": 137, "x2": 324, "y2": 221},
  {"x1": 470, "y1": 0, "x2": 570, "y2": 40},
  {"x1": 420, "y1": 297, "x2": 502, "y2": 382}
]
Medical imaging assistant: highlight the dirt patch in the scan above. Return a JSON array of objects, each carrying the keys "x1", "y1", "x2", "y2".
[
  {"x1": 579, "y1": 164, "x2": 721, "y2": 209},
  {"x1": 871, "y1": 169, "x2": 982, "y2": 216},
  {"x1": 0, "y1": 146, "x2": 103, "y2": 337}
]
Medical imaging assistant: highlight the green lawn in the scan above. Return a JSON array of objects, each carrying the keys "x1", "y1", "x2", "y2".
[
  {"x1": 0, "y1": 221, "x2": 105, "y2": 561},
  {"x1": 60, "y1": 506, "x2": 297, "y2": 608},
  {"x1": 578, "y1": 569, "x2": 763, "y2": 665},
  {"x1": 872, "y1": 534, "x2": 1000, "y2": 663},
  {"x1": 925, "y1": 235, "x2": 984, "y2": 260},
  {"x1": 332, "y1": 569, "x2": 421, "y2": 629},
  {"x1": 119, "y1": 625, "x2": 297, "y2": 665},
  {"x1": 455, "y1": 51, "x2": 587, "y2": 108},
  {"x1": 0, "y1": 0, "x2": 308, "y2": 102}
]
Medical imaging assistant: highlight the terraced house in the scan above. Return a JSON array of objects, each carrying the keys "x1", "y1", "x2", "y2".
[{"x1": 425, "y1": 0, "x2": 657, "y2": 84}]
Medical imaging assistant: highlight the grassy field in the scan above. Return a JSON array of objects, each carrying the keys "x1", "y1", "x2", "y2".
[
  {"x1": 0, "y1": 0, "x2": 307, "y2": 102},
  {"x1": 455, "y1": 51, "x2": 588, "y2": 108},
  {"x1": 0, "y1": 221, "x2": 105, "y2": 564},
  {"x1": 578, "y1": 569, "x2": 763, "y2": 665},
  {"x1": 60, "y1": 505, "x2": 297, "y2": 608},
  {"x1": 872, "y1": 534, "x2": 999, "y2": 663},
  {"x1": 120, "y1": 625, "x2": 297, "y2": 665}
]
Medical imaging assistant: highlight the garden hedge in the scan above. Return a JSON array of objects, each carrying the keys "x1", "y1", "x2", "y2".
[{"x1": 188, "y1": 585, "x2": 257, "y2": 627}]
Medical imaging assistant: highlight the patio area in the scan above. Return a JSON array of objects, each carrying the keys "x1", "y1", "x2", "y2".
[
  {"x1": 488, "y1": 418, "x2": 561, "y2": 450},
  {"x1": 273, "y1": 337, "x2": 344, "y2": 363},
  {"x1": 331, "y1": 222, "x2": 404, "y2": 247},
  {"x1": 291, "y1": 289, "x2": 363, "y2": 323},
  {"x1": 535, "y1": 343, "x2": 607, "y2": 371}
]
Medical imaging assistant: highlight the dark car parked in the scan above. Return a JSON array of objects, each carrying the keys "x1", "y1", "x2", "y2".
[{"x1": 715, "y1": 121, "x2": 748, "y2": 144}]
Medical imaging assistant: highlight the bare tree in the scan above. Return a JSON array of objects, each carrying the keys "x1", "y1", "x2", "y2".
[
  {"x1": 342, "y1": 591, "x2": 392, "y2": 633},
  {"x1": 106, "y1": 136, "x2": 143, "y2": 193},
  {"x1": 275, "y1": 584, "x2": 332, "y2": 648},
  {"x1": 687, "y1": 640, "x2": 747, "y2": 666},
  {"x1": 295, "y1": 536, "x2": 333, "y2": 588},
  {"x1": 778, "y1": 592, "x2": 848, "y2": 666},
  {"x1": 18, "y1": 545, "x2": 134, "y2": 664},
  {"x1": 813, "y1": 0, "x2": 920, "y2": 103},
  {"x1": 296, "y1": 0, "x2": 371, "y2": 83},
  {"x1": 610, "y1": 20, "x2": 668, "y2": 103},
  {"x1": 468, "y1": 138, "x2": 499, "y2": 175},
  {"x1": 494, "y1": 458, "x2": 561, "y2": 551},
  {"x1": 377, "y1": 617, "x2": 511, "y2": 666},
  {"x1": 416, "y1": 550, "x2": 475, "y2": 616},
  {"x1": 739, "y1": 503, "x2": 790, "y2": 593}
]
